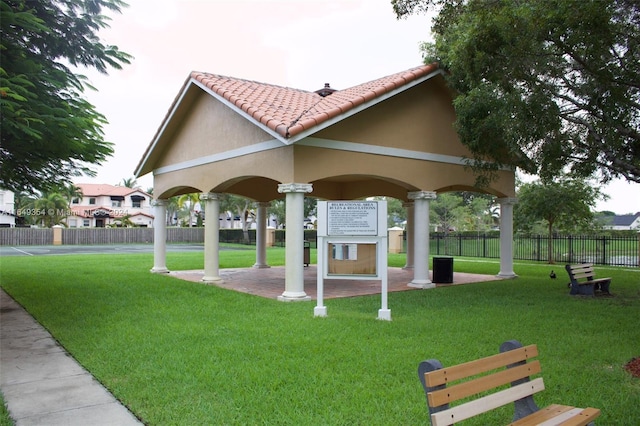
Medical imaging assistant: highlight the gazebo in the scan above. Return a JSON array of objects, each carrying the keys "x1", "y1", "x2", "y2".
[{"x1": 134, "y1": 63, "x2": 517, "y2": 301}]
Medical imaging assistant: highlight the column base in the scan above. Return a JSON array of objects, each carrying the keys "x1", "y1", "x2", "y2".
[
  {"x1": 497, "y1": 272, "x2": 518, "y2": 279},
  {"x1": 252, "y1": 263, "x2": 271, "y2": 269},
  {"x1": 314, "y1": 306, "x2": 328, "y2": 317},
  {"x1": 402, "y1": 265, "x2": 414, "y2": 270},
  {"x1": 150, "y1": 267, "x2": 169, "y2": 274},
  {"x1": 377, "y1": 309, "x2": 392, "y2": 321},
  {"x1": 277, "y1": 292, "x2": 311, "y2": 302},
  {"x1": 202, "y1": 276, "x2": 223, "y2": 283},
  {"x1": 408, "y1": 280, "x2": 436, "y2": 289}
]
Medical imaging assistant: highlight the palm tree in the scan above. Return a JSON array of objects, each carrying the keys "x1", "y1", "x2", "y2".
[
  {"x1": 177, "y1": 193, "x2": 201, "y2": 227},
  {"x1": 112, "y1": 214, "x2": 135, "y2": 228},
  {"x1": 57, "y1": 183, "x2": 83, "y2": 205},
  {"x1": 30, "y1": 192, "x2": 69, "y2": 227},
  {"x1": 166, "y1": 197, "x2": 179, "y2": 226},
  {"x1": 118, "y1": 177, "x2": 138, "y2": 189}
]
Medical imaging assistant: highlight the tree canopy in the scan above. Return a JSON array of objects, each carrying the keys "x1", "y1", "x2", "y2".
[
  {"x1": 393, "y1": 0, "x2": 640, "y2": 184},
  {"x1": 0, "y1": 0, "x2": 132, "y2": 194}
]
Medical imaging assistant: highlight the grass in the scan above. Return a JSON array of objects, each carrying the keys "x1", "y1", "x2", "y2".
[
  {"x1": 1, "y1": 247, "x2": 639, "y2": 425},
  {"x1": 0, "y1": 394, "x2": 12, "y2": 426}
]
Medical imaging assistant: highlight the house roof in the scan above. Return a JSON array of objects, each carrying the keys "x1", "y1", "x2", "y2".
[
  {"x1": 76, "y1": 184, "x2": 150, "y2": 198},
  {"x1": 611, "y1": 213, "x2": 640, "y2": 226},
  {"x1": 135, "y1": 63, "x2": 442, "y2": 177}
]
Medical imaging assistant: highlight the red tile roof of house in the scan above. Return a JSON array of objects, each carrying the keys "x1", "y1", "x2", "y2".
[
  {"x1": 191, "y1": 63, "x2": 440, "y2": 138},
  {"x1": 76, "y1": 184, "x2": 149, "y2": 197}
]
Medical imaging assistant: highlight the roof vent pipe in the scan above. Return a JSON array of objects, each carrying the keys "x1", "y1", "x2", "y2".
[{"x1": 315, "y1": 83, "x2": 336, "y2": 97}]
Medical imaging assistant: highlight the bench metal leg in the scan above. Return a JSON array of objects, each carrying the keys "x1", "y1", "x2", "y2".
[{"x1": 500, "y1": 340, "x2": 540, "y2": 420}]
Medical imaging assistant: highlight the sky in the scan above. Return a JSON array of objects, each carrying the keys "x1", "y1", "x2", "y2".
[{"x1": 77, "y1": 0, "x2": 639, "y2": 214}]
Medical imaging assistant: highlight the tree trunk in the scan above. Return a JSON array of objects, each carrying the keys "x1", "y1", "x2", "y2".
[{"x1": 547, "y1": 221, "x2": 555, "y2": 264}]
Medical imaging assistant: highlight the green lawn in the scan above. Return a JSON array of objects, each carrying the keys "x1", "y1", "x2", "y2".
[{"x1": 1, "y1": 247, "x2": 639, "y2": 425}]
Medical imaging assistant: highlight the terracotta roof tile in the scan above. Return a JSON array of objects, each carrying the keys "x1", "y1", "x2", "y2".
[
  {"x1": 191, "y1": 63, "x2": 439, "y2": 139},
  {"x1": 75, "y1": 183, "x2": 150, "y2": 197}
]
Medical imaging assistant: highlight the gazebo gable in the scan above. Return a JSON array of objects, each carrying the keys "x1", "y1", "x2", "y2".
[{"x1": 134, "y1": 64, "x2": 445, "y2": 179}]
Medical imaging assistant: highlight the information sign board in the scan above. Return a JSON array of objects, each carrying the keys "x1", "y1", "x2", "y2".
[
  {"x1": 327, "y1": 201, "x2": 378, "y2": 236},
  {"x1": 315, "y1": 200, "x2": 391, "y2": 321}
]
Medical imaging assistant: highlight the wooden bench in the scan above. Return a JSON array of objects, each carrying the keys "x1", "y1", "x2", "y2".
[
  {"x1": 565, "y1": 263, "x2": 611, "y2": 296},
  {"x1": 418, "y1": 340, "x2": 600, "y2": 426}
]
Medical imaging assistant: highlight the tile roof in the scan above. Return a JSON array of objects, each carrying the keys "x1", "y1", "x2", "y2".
[
  {"x1": 191, "y1": 63, "x2": 439, "y2": 139},
  {"x1": 76, "y1": 184, "x2": 149, "y2": 197}
]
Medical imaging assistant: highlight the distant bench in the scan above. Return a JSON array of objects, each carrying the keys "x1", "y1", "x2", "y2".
[
  {"x1": 565, "y1": 263, "x2": 611, "y2": 296},
  {"x1": 418, "y1": 340, "x2": 600, "y2": 426}
]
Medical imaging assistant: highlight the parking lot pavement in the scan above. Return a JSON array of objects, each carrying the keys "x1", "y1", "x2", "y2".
[{"x1": 0, "y1": 244, "x2": 205, "y2": 257}]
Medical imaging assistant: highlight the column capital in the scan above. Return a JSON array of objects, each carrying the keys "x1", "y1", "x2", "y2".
[
  {"x1": 408, "y1": 191, "x2": 437, "y2": 201},
  {"x1": 498, "y1": 197, "x2": 518, "y2": 205},
  {"x1": 151, "y1": 199, "x2": 168, "y2": 207},
  {"x1": 402, "y1": 201, "x2": 414, "y2": 208},
  {"x1": 256, "y1": 201, "x2": 271, "y2": 208},
  {"x1": 200, "y1": 192, "x2": 220, "y2": 201},
  {"x1": 278, "y1": 183, "x2": 313, "y2": 194}
]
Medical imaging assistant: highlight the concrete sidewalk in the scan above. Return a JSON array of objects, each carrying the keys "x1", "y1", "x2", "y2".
[{"x1": 0, "y1": 289, "x2": 142, "y2": 426}]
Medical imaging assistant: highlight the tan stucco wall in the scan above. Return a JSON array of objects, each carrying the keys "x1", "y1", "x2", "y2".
[
  {"x1": 149, "y1": 77, "x2": 515, "y2": 202},
  {"x1": 316, "y1": 77, "x2": 471, "y2": 158},
  {"x1": 155, "y1": 91, "x2": 276, "y2": 170}
]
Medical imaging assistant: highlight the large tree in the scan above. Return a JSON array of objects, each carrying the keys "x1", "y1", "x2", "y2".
[
  {"x1": 393, "y1": 0, "x2": 640, "y2": 184},
  {"x1": 0, "y1": 0, "x2": 132, "y2": 194},
  {"x1": 515, "y1": 178, "x2": 603, "y2": 263}
]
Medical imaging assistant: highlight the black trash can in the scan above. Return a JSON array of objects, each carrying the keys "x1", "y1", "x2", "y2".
[
  {"x1": 303, "y1": 241, "x2": 310, "y2": 266},
  {"x1": 433, "y1": 256, "x2": 453, "y2": 283}
]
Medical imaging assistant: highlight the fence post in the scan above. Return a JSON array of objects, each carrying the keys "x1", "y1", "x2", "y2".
[
  {"x1": 52, "y1": 225, "x2": 63, "y2": 245},
  {"x1": 637, "y1": 232, "x2": 640, "y2": 267},
  {"x1": 483, "y1": 233, "x2": 487, "y2": 258}
]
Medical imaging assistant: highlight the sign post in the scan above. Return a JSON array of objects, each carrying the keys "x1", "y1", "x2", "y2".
[{"x1": 315, "y1": 200, "x2": 390, "y2": 320}]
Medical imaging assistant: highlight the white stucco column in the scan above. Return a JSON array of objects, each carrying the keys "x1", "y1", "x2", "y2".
[
  {"x1": 202, "y1": 192, "x2": 222, "y2": 283},
  {"x1": 498, "y1": 197, "x2": 518, "y2": 278},
  {"x1": 403, "y1": 201, "x2": 414, "y2": 269},
  {"x1": 408, "y1": 191, "x2": 437, "y2": 289},
  {"x1": 277, "y1": 183, "x2": 312, "y2": 301},
  {"x1": 253, "y1": 202, "x2": 270, "y2": 268},
  {"x1": 151, "y1": 199, "x2": 169, "y2": 274}
]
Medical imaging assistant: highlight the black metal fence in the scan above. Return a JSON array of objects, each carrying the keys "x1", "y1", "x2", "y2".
[{"x1": 429, "y1": 233, "x2": 639, "y2": 267}]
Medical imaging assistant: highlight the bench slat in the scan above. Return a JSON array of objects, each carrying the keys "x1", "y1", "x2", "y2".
[
  {"x1": 509, "y1": 404, "x2": 576, "y2": 425},
  {"x1": 431, "y1": 378, "x2": 545, "y2": 426},
  {"x1": 571, "y1": 272, "x2": 596, "y2": 279},
  {"x1": 538, "y1": 408, "x2": 590, "y2": 426},
  {"x1": 573, "y1": 276, "x2": 610, "y2": 284},
  {"x1": 428, "y1": 360, "x2": 542, "y2": 407},
  {"x1": 508, "y1": 405, "x2": 600, "y2": 426},
  {"x1": 567, "y1": 263, "x2": 593, "y2": 271},
  {"x1": 425, "y1": 344, "x2": 538, "y2": 387},
  {"x1": 557, "y1": 407, "x2": 601, "y2": 426}
]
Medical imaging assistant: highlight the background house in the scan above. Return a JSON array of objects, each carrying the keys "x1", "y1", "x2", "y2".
[
  {"x1": 0, "y1": 189, "x2": 16, "y2": 227},
  {"x1": 67, "y1": 184, "x2": 154, "y2": 228},
  {"x1": 603, "y1": 213, "x2": 640, "y2": 231}
]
